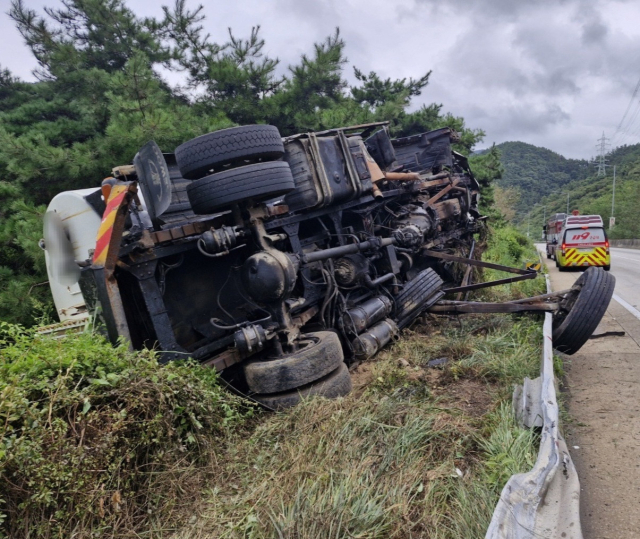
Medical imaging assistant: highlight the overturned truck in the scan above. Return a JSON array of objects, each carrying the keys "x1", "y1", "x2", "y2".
[{"x1": 42, "y1": 123, "x2": 615, "y2": 408}]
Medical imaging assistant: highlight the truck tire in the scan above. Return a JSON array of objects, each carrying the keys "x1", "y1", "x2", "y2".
[
  {"x1": 175, "y1": 125, "x2": 285, "y2": 179},
  {"x1": 395, "y1": 268, "x2": 444, "y2": 328},
  {"x1": 186, "y1": 161, "x2": 294, "y2": 214},
  {"x1": 244, "y1": 332, "x2": 344, "y2": 394},
  {"x1": 252, "y1": 363, "x2": 352, "y2": 410},
  {"x1": 552, "y1": 267, "x2": 615, "y2": 355}
]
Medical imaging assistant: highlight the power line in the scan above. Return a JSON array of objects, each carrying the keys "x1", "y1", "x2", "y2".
[{"x1": 611, "y1": 75, "x2": 640, "y2": 145}]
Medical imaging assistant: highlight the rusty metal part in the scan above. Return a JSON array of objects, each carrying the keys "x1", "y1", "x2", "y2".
[
  {"x1": 428, "y1": 301, "x2": 558, "y2": 314},
  {"x1": 456, "y1": 240, "x2": 476, "y2": 301},
  {"x1": 201, "y1": 347, "x2": 243, "y2": 371},
  {"x1": 412, "y1": 177, "x2": 451, "y2": 192},
  {"x1": 291, "y1": 305, "x2": 319, "y2": 327},
  {"x1": 111, "y1": 164, "x2": 136, "y2": 178},
  {"x1": 444, "y1": 274, "x2": 538, "y2": 294},
  {"x1": 423, "y1": 178, "x2": 460, "y2": 206},
  {"x1": 250, "y1": 203, "x2": 290, "y2": 219},
  {"x1": 384, "y1": 171, "x2": 421, "y2": 181},
  {"x1": 362, "y1": 148, "x2": 386, "y2": 200},
  {"x1": 371, "y1": 182, "x2": 384, "y2": 200},
  {"x1": 508, "y1": 289, "x2": 573, "y2": 304},
  {"x1": 433, "y1": 199, "x2": 462, "y2": 221},
  {"x1": 151, "y1": 220, "x2": 215, "y2": 244},
  {"x1": 422, "y1": 249, "x2": 536, "y2": 276}
]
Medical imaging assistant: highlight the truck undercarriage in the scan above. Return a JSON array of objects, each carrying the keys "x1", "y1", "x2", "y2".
[{"x1": 42, "y1": 122, "x2": 615, "y2": 408}]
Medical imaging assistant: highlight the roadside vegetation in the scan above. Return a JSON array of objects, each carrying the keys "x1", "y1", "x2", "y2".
[
  {"x1": 0, "y1": 326, "x2": 253, "y2": 538},
  {"x1": 1, "y1": 226, "x2": 545, "y2": 538}
]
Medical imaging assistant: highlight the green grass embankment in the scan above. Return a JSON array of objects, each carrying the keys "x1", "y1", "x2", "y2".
[{"x1": 1, "y1": 227, "x2": 545, "y2": 539}]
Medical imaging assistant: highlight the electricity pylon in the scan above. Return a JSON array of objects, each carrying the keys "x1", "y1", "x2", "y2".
[{"x1": 595, "y1": 132, "x2": 610, "y2": 176}]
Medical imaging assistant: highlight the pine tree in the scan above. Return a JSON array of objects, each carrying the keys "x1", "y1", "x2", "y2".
[{"x1": 0, "y1": 0, "x2": 492, "y2": 326}]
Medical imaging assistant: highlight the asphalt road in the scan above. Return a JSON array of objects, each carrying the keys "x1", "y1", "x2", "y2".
[
  {"x1": 536, "y1": 243, "x2": 640, "y2": 539},
  {"x1": 609, "y1": 247, "x2": 640, "y2": 312}
]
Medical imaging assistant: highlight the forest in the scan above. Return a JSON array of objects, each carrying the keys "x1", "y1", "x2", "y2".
[
  {"x1": 496, "y1": 140, "x2": 640, "y2": 239},
  {"x1": 492, "y1": 141, "x2": 590, "y2": 218},
  {"x1": 0, "y1": 0, "x2": 501, "y2": 326}
]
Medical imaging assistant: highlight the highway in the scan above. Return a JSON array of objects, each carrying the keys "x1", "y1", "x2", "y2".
[
  {"x1": 609, "y1": 247, "x2": 640, "y2": 313},
  {"x1": 541, "y1": 246, "x2": 640, "y2": 311},
  {"x1": 537, "y1": 244, "x2": 640, "y2": 538}
]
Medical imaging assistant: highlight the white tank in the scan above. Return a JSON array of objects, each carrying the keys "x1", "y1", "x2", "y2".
[{"x1": 43, "y1": 188, "x2": 102, "y2": 321}]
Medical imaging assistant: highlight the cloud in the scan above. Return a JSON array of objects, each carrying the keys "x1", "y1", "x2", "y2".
[{"x1": 2, "y1": 0, "x2": 640, "y2": 158}]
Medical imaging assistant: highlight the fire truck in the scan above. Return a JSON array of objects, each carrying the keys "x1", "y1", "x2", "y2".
[{"x1": 544, "y1": 213, "x2": 610, "y2": 271}]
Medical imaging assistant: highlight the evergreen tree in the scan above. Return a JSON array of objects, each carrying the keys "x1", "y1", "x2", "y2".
[
  {"x1": 0, "y1": 0, "x2": 492, "y2": 326},
  {"x1": 469, "y1": 145, "x2": 504, "y2": 220}
]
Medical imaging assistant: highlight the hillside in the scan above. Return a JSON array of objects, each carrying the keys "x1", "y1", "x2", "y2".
[
  {"x1": 521, "y1": 143, "x2": 640, "y2": 239},
  {"x1": 494, "y1": 141, "x2": 590, "y2": 216}
]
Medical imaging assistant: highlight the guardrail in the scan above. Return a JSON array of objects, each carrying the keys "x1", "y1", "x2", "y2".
[
  {"x1": 485, "y1": 274, "x2": 584, "y2": 538},
  {"x1": 610, "y1": 238, "x2": 640, "y2": 249}
]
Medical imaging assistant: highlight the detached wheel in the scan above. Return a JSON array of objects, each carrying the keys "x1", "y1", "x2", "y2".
[
  {"x1": 552, "y1": 267, "x2": 616, "y2": 355},
  {"x1": 244, "y1": 331, "x2": 344, "y2": 394},
  {"x1": 253, "y1": 363, "x2": 352, "y2": 411},
  {"x1": 175, "y1": 125, "x2": 284, "y2": 179},
  {"x1": 186, "y1": 161, "x2": 294, "y2": 214},
  {"x1": 395, "y1": 268, "x2": 444, "y2": 328}
]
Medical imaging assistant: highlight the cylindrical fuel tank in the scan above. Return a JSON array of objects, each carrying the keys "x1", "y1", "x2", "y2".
[
  {"x1": 343, "y1": 296, "x2": 393, "y2": 334},
  {"x1": 351, "y1": 318, "x2": 399, "y2": 360}
]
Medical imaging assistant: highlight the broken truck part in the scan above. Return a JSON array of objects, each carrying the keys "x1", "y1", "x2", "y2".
[{"x1": 41, "y1": 123, "x2": 615, "y2": 408}]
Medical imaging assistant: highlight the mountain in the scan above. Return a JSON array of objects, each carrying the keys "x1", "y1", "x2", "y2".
[
  {"x1": 494, "y1": 141, "x2": 590, "y2": 216},
  {"x1": 503, "y1": 142, "x2": 640, "y2": 240}
]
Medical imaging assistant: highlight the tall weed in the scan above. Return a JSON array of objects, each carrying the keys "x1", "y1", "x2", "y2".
[{"x1": 0, "y1": 323, "x2": 251, "y2": 538}]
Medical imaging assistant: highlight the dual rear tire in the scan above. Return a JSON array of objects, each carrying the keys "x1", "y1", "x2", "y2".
[
  {"x1": 175, "y1": 125, "x2": 295, "y2": 214},
  {"x1": 243, "y1": 331, "x2": 352, "y2": 410}
]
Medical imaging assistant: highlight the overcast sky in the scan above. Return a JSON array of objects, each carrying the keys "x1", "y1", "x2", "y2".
[{"x1": 3, "y1": 0, "x2": 640, "y2": 159}]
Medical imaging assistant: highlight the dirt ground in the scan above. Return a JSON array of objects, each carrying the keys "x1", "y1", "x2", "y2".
[{"x1": 541, "y1": 252, "x2": 640, "y2": 538}]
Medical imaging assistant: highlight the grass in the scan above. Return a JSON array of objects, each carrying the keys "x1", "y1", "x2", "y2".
[
  {"x1": 172, "y1": 314, "x2": 543, "y2": 539},
  {"x1": 173, "y1": 227, "x2": 547, "y2": 539},
  {"x1": 1, "y1": 226, "x2": 547, "y2": 538}
]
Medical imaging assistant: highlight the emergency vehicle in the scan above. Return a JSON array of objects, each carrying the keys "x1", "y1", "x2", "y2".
[
  {"x1": 545, "y1": 213, "x2": 610, "y2": 271},
  {"x1": 544, "y1": 213, "x2": 566, "y2": 260}
]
